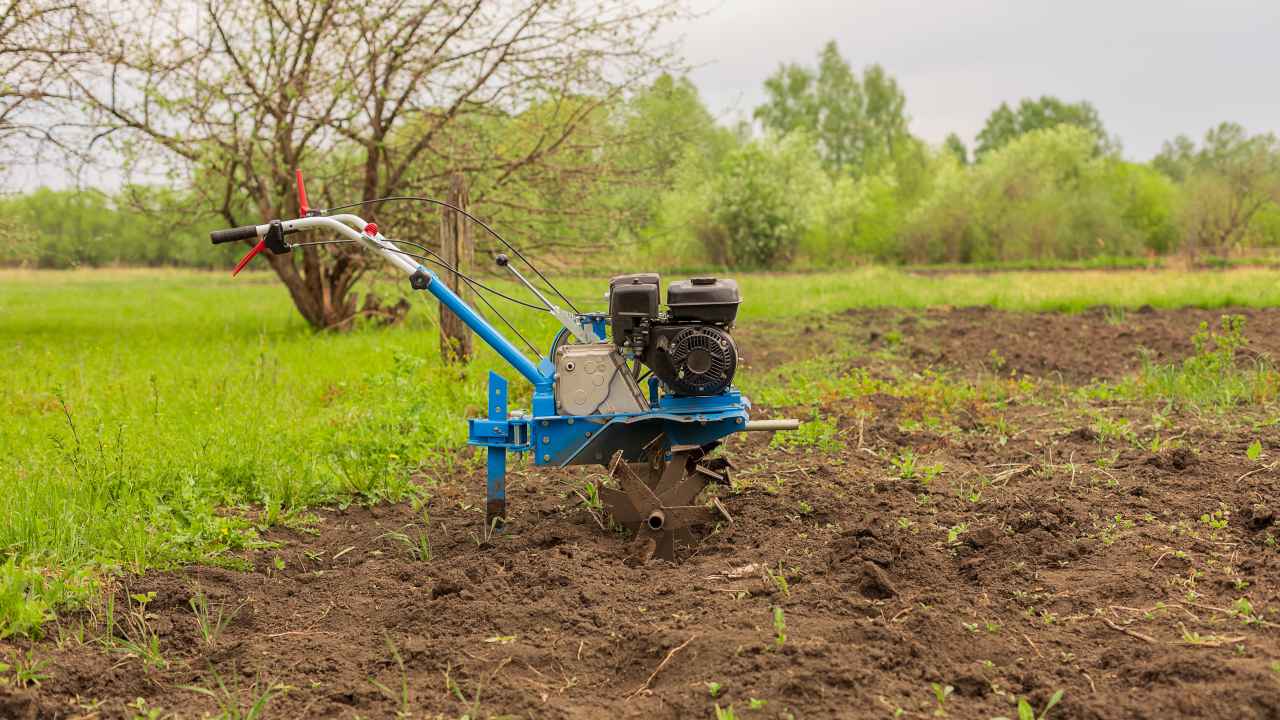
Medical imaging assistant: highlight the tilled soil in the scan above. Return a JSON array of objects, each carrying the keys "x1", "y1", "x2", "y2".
[
  {"x1": 735, "y1": 305, "x2": 1280, "y2": 383},
  {"x1": 5, "y1": 307, "x2": 1280, "y2": 719}
]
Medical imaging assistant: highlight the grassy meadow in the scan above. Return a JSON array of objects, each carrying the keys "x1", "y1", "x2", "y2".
[{"x1": 4, "y1": 266, "x2": 1280, "y2": 637}]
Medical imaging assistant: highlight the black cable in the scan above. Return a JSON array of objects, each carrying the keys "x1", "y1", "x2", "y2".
[
  {"x1": 444, "y1": 266, "x2": 543, "y2": 359},
  {"x1": 384, "y1": 239, "x2": 546, "y2": 358},
  {"x1": 290, "y1": 238, "x2": 543, "y2": 357},
  {"x1": 290, "y1": 238, "x2": 545, "y2": 311},
  {"x1": 389, "y1": 248, "x2": 545, "y2": 359},
  {"x1": 386, "y1": 238, "x2": 548, "y2": 312},
  {"x1": 323, "y1": 195, "x2": 582, "y2": 314}
]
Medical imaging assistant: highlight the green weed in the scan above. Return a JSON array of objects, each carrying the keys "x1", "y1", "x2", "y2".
[
  {"x1": 892, "y1": 450, "x2": 919, "y2": 479},
  {"x1": 891, "y1": 450, "x2": 943, "y2": 485},
  {"x1": 189, "y1": 589, "x2": 241, "y2": 646},
  {"x1": 368, "y1": 634, "x2": 412, "y2": 718},
  {"x1": 771, "y1": 414, "x2": 840, "y2": 452},
  {"x1": 126, "y1": 697, "x2": 166, "y2": 720},
  {"x1": 930, "y1": 682, "x2": 953, "y2": 716},
  {"x1": 0, "y1": 647, "x2": 49, "y2": 688},
  {"x1": 0, "y1": 558, "x2": 93, "y2": 639},
  {"x1": 1091, "y1": 413, "x2": 1137, "y2": 445},
  {"x1": 1200, "y1": 508, "x2": 1230, "y2": 530},
  {"x1": 112, "y1": 592, "x2": 167, "y2": 669},
  {"x1": 714, "y1": 705, "x2": 738, "y2": 720},
  {"x1": 576, "y1": 480, "x2": 603, "y2": 512},
  {"x1": 772, "y1": 607, "x2": 787, "y2": 648},
  {"x1": 183, "y1": 671, "x2": 285, "y2": 720},
  {"x1": 998, "y1": 689, "x2": 1064, "y2": 720},
  {"x1": 381, "y1": 522, "x2": 433, "y2": 563},
  {"x1": 1132, "y1": 316, "x2": 1279, "y2": 409},
  {"x1": 1232, "y1": 597, "x2": 1264, "y2": 625},
  {"x1": 766, "y1": 563, "x2": 791, "y2": 598}
]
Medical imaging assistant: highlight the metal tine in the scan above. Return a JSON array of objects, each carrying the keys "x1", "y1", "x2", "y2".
[
  {"x1": 623, "y1": 462, "x2": 660, "y2": 490},
  {"x1": 653, "y1": 449, "x2": 690, "y2": 497},
  {"x1": 598, "y1": 486, "x2": 643, "y2": 524},
  {"x1": 661, "y1": 505, "x2": 717, "y2": 531},
  {"x1": 653, "y1": 531, "x2": 676, "y2": 562},
  {"x1": 693, "y1": 463, "x2": 727, "y2": 484},
  {"x1": 611, "y1": 451, "x2": 662, "y2": 516},
  {"x1": 659, "y1": 473, "x2": 708, "y2": 508},
  {"x1": 630, "y1": 527, "x2": 659, "y2": 562}
]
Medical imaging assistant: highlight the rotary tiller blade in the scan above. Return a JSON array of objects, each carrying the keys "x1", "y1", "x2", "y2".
[{"x1": 598, "y1": 446, "x2": 727, "y2": 563}]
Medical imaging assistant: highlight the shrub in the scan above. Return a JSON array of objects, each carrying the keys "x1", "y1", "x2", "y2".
[
  {"x1": 903, "y1": 126, "x2": 1150, "y2": 264},
  {"x1": 704, "y1": 132, "x2": 824, "y2": 269}
]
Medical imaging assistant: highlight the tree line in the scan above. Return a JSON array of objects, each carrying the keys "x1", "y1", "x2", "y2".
[
  {"x1": 3, "y1": 5, "x2": 1279, "y2": 326},
  {"x1": 651, "y1": 41, "x2": 1280, "y2": 269}
]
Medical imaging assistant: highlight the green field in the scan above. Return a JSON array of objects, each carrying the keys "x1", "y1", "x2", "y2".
[{"x1": 4, "y1": 266, "x2": 1280, "y2": 637}]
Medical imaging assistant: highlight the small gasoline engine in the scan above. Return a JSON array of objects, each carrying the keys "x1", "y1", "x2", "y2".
[{"x1": 553, "y1": 274, "x2": 741, "y2": 418}]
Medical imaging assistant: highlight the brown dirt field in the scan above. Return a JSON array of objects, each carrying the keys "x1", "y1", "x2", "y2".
[{"x1": 4, "y1": 307, "x2": 1280, "y2": 719}]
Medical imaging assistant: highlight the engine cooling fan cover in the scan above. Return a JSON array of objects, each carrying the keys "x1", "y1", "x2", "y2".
[{"x1": 662, "y1": 325, "x2": 737, "y2": 395}]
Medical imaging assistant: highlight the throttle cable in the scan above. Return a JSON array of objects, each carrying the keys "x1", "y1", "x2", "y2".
[{"x1": 324, "y1": 196, "x2": 582, "y2": 314}]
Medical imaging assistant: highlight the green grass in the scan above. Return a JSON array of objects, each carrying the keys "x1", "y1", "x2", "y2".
[
  {"x1": 3, "y1": 266, "x2": 1280, "y2": 636},
  {"x1": 1131, "y1": 316, "x2": 1279, "y2": 408},
  {"x1": 1084, "y1": 315, "x2": 1280, "y2": 410},
  {"x1": 0, "y1": 269, "x2": 521, "y2": 636},
  {"x1": 719, "y1": 267, "x2": 1280, "y2": 319}
]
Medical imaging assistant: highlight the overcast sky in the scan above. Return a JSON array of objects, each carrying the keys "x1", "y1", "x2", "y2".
[
  {"x1": 9, "y1": 0, "x2": 1277, "y2": 190},
  {"x1": 667, "y1": 0, "x2": 1280, "y2": 160}
]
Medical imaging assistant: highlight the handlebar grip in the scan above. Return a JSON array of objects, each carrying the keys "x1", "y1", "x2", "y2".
[{"x1": 210, "y1": 225, "x2": 261, "y2": 245}]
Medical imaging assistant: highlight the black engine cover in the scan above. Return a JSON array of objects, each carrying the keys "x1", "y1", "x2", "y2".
[{"x1": 646, "y1": 324, "x2": 737, "y2": 396}]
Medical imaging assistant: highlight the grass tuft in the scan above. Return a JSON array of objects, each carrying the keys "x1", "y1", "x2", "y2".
[{"x1": 1129, "y1": 315, "x2": 1280, "y2": 409}]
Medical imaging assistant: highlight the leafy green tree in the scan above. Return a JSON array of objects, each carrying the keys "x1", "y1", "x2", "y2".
[
  {"x1": 754, "y1": 40, "x2": 910, "y2": 175},
  {"x1": 0, "y1": 187, "x2": 222, "y2": 268},
  {"x1": 943, "y1": 133, "x2": 969, "y2": 165},
  {"x1": 755, "y1": 65, "x2": 818, "y2": 146},
  {"x1": 975, "y1": 96, "x2": 1116, "y2": 160},
  {"x1": 606, "y1": 75, "x2": 725, "y2": 239},
  {"x1": 1154, "y1": 123, "x2": 1280, "y2": 256},
  {"x1": 905, "y1": 126, "x2": 1143, "y2": 263},
  {"x1": 806, "y1": 170, "x2": 903, "y2": 263},
  {"x1": 899, "y1": 151, "x2": 975, "y2": 263},
  {"x1": 701, "y1": 133, "x2": 825, "y2": 268},
  {"x1": 1102, "y1": 162, "x2": 1180, "y2": 254}
]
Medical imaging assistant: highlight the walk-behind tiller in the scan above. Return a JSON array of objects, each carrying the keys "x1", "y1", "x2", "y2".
[{"x1": 210, "y1": 173, "x2": 799, "y2": 562}]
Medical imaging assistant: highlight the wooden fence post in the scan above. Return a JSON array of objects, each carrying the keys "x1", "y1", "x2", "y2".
[{"x1": 439, "y1": 172, "x2": 474, "y2": 363}]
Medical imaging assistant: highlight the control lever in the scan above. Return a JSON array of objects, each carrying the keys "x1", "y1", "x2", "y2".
[
  {"x1": 230, "y1": 220, "x2": 292, "y2": 276},
  {"x1": 220, "y1": 169, "x2": 315, "y2": 276},
  {"x1": 495, "y1": 254, "x2": 598, "y2": 343}
]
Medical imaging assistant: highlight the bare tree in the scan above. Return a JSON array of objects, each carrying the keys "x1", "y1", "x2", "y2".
[
  {"x1": 34, "y1": 0, "x2": 682, "y2": 329},
  {"x1": 1, "y1": 1, "x2": 79, "y2": 177}
]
